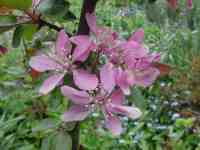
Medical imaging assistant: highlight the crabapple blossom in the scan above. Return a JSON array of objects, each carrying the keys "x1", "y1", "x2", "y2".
[
  {"x1": 61, "y1": 85, "x2": 141, "y2": 136},
  {"x1": 30, "y1": 12, "x2": 161, "y2": 135},
  {"x1": 29, "y1": 30, "x2": 98, "y2": 95}
]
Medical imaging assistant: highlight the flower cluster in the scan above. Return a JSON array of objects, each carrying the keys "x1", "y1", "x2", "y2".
[{"x1": 30, "y1": 13, "x2": 161, "y2": 136}]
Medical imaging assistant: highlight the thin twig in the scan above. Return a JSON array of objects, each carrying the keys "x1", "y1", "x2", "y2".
[{"x1": 24, "y1": 10, "x2": 71, "y2": 35}]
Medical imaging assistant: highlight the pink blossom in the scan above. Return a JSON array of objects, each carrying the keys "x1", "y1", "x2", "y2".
[
  {"x1": 106, "y1": 28, "x2": 160, "y2": 90},
  {"x1": 30, "y1": 12, "x2": 162, "y2": 136},
  {"x1": 85, "y1": 13, "x2": 160, "y2": 89},
  {"x1": 100, "y1": 63, "x2": 116, "y2": 93},
  {"x1": 61, "y1": 72, "x2": 141, "y2": 136},
  {"x1": 114, "y1": 67, "x2": 134, "y2": 95},
  {"x1": 30, "y1": 30, "x2": 97, "y2": 95},
  {"x1": 129, "y1": 28, "x2": 144, "y2": 44},
  {"x1": 86, "y1": 13, "x2": 118, "y2": 53},
  {"x1": 70, "y1": 35, "x2": 96, "y2": 62},
  {"x1": 29, "y1": 30, "x2": 71, "y2": 95}
]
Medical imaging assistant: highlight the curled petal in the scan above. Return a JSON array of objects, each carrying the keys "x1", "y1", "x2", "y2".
[
  {"x1": 86, "y1": 13, "x2": 97, "y2": 34},
  {"x1": 73, "y1": 69, "x2": 98, "y2": 91},
  {"x1": 110, "y1": 89, "x2": 125, "y2": 105},
  {"x1": 122, "y1": 42, "x2": 149, "y2": 69},
  {"x1": 29, "y1": 55, "x2": 62, "y2": 72},
  {"x1": 115, "y1": 68, "x2": 133, "y2": 95},
  {"x1": 56, "y1": 29, "x2": 71, "y2": 56},
  {"x1": 129, "y1": 28, "x2": 144, "y2": 44},
  {"x1": 100, "y1": 63, "x2": 115, "y2": 93},
  {"x1": 61, "y1": 105, "x2": 90, "y2": 122},
  {"x1": 70, "y1": 35, "x2": 93, "y2": 62},
  {"x1": 134, "y1": 67, "x2": 160, "y2": 87},
  {"x1": 61, "y1": 85, "x2": 91, "y2": 105},
  {"x1": 121, "y1": 41, "x2": 148, "y2": 56},
  {"x1": 39, "y1": 73, "x2": 65, "y2": 95},
  {"x1": 105, "y1": 115, "x2": 123, "y2": 136},
  {"x1": 109, "y1": 104, "x2": 142, "y2": 120}
]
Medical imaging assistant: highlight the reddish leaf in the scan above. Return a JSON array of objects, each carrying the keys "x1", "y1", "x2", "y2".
[
  {"x1": 0, "y1": 45, "x2": 8, "y2": 55},
  {"x1": 153, "y1": 62, "x2": 172, "y2": 76},
  {"x1": 166, "y1": 0, "x2": 177, "y2": 9},
  {"x1": 29, "y1": 68, "x2": 41, "y2": 79}
]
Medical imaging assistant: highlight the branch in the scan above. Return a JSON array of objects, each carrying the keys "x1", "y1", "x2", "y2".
[
  {"x1": 77, "y1": 0, "x2": 99, "y2": 35},
  {"x1": 39, "y1": 19, "x2": 61, "y2": 31},
  {"x1": 25, "y1": 10, "x2": 71, "y2": 35},
  {"x1": 70, "y1": 1, "x2": 99, "y2": 150}
]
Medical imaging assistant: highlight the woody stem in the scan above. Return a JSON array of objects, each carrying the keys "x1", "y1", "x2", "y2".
[{"x1": 69, "y1": 0, "x2": 99, "y2": 150}]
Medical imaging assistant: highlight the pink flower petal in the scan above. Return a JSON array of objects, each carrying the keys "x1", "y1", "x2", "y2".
[
  {"x1": 129, "y1": 28, "x2": 144, "y2": 44},
  {"x1": 56, "y1": 29, "x2": 71, "y2": 56},
  {"x1": 73, "y1": 69, "x2": 98, "y2": 91},
  {"x1": 109, "y1": 104, "x2": 142, "y2": 120},
  {"x1": 70, "y1": 35, "x2": 93, "y2": 62},
  {"x1": 110, "y1": 89, "x2": 125, "y2": 105},
  {"x1": 39, "y1": 73, "x2": 65, "y2": 95},
  {"x1": 115, "y1": 68, "x2": 133, "y2": 95},
  {"x1": 122, "y1": 42, "x2": 149, "y2": 69},
  {"x1": 61, "y1": 105, "x2": 90, "y2": 122},
  {"x1": 29, "y1": 55, "x2": 62, "y2": 72},
  {"x1": 100, "y1": 63, "x2": 115, "y2": 93},
  {"x1": 86, "y1": 13, "x2": 97, "y2": 34},
  {"x1": 122, "y1": 41, "x2": 148, "y2": 57},
  {"x1": 134, "y1": 67, "x2": 160, "y2": 87},
  {"x1": 61, "y1": 86, "x2": 91, "y2": 105},
  {"x1": 105, "y1": 115, "x2": 123, "y2": 136},
  {"x1": 187, "y1": 0, "x2": 193, "y2": 9}
]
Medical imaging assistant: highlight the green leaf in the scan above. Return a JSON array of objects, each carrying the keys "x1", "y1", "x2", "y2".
[
  {"x1": 22, "y1": 24, "x2": 37, "y2": 41},
  {"x1": 41, "y1": 134, "x2": 54, "y2": 150},
  {"x1": 53, "y1": 132, "x2": 72, "y2": 150},
  {"x1": 0, "y1": 0, "x2": 32, "y2": 10},
  {"x1": 32, "y1": 118, "x2": 59, "y2": 132},
  {"x1": 12, "y1": 25, "x2": 24, "y2": 48},
  {"x1": 175, "y1": 118, "x2": 194, "y2": 128},
  {"x1": 0, "y1": 15, "x2": 17, "y2": 33},
  {"x1": 38, "y1": 0, "x2": 69, "y2": 18},
  {"x1": 12, "y1": 24, "x2": 37, "y2": 48},
  {"x1": 0, "y1": 15, "x2": 17, "y2": 26},
  {"x1": 63, "y1": 11, "x2": 76, "y2": 21},
  {"x1": 129, "y1": 87, "x2": 147, "y2": 110}
]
